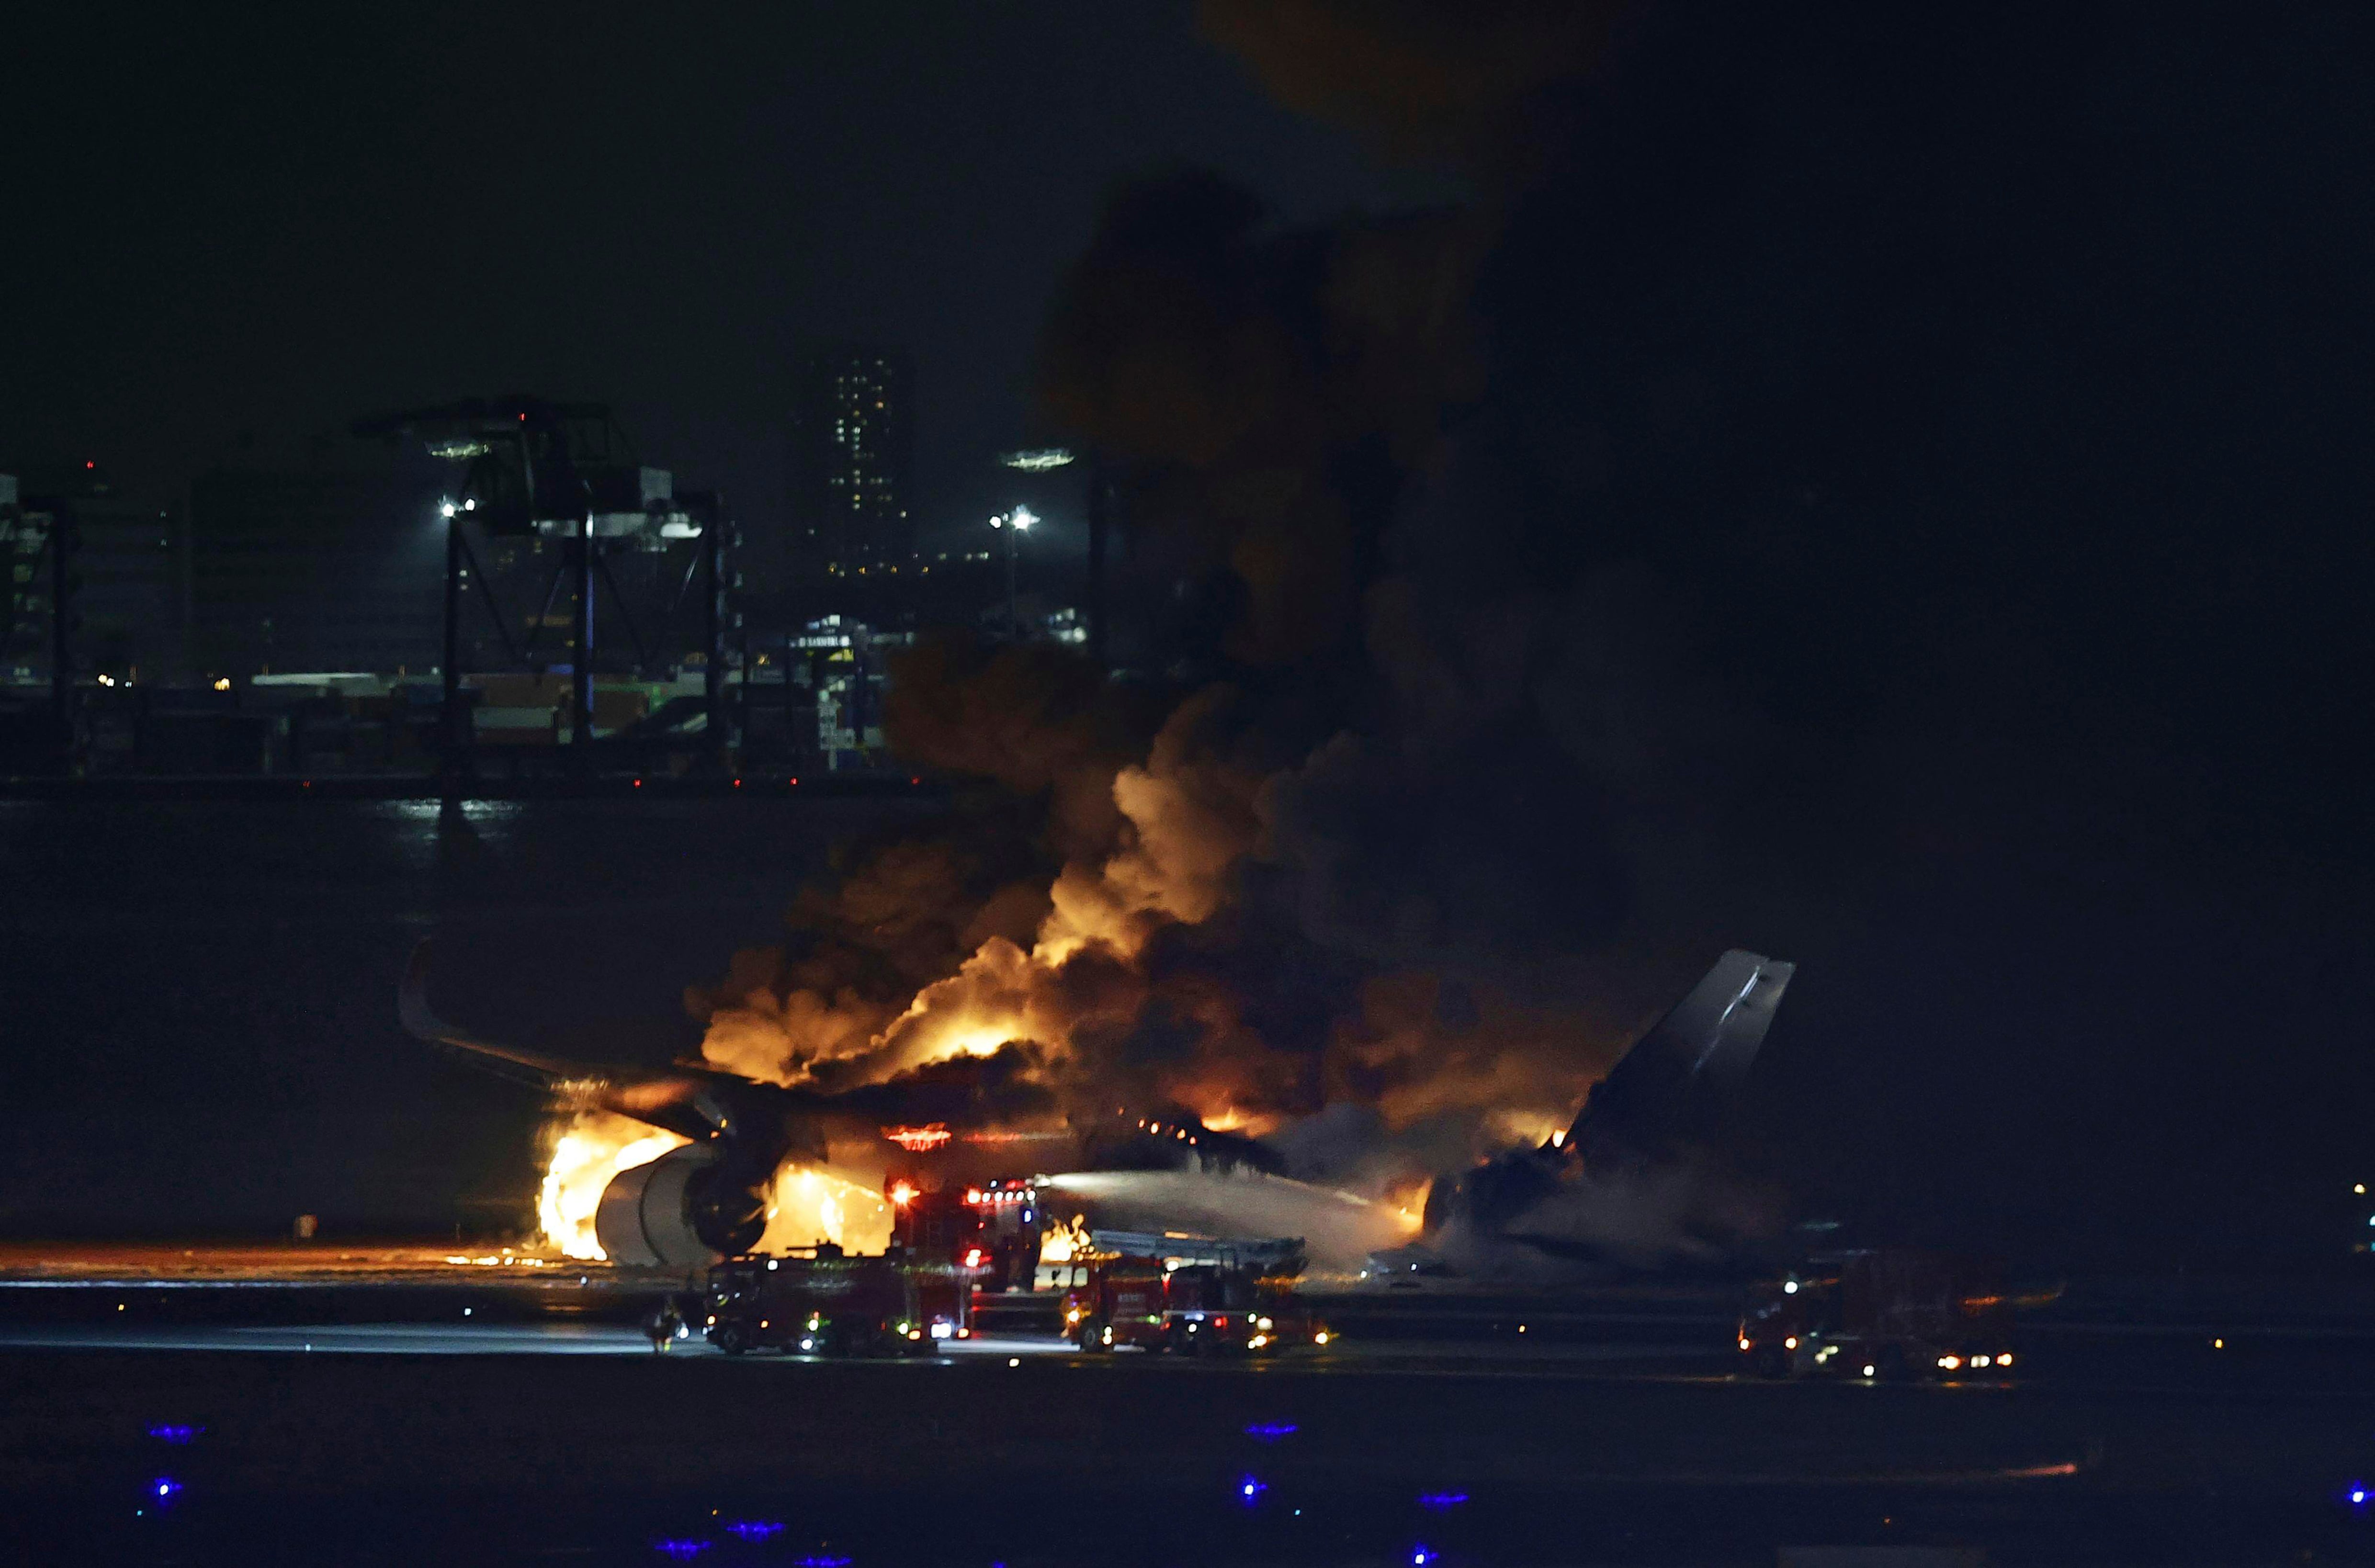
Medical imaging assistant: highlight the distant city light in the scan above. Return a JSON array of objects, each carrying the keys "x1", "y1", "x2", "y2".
[{"x1": 999, "y1": 448, "x2": 1074, "y2": 471}]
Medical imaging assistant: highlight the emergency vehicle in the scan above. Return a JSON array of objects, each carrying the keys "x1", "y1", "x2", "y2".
[
  {"x1": 1739, "y1": 1249, "x2": 2016, "y2": 1379},
  {"x1": 1060, "y1": 1231, "x2": 1327, "y2": 1354},
  {"x1": 702, "y1": 1245, "x2": 971, "y2": 1356}
]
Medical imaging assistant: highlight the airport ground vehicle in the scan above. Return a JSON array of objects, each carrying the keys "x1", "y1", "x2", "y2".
[
  {"x1": 1060, "y1": 1231, "x2": 1324, "y2": 1354},
  {"x1": 703, "y1": 1246, "x2": 970, "y2": 1355},
  {"x1": 1739, "y1": 1249, "x2": 2014, "y2": 1379}
]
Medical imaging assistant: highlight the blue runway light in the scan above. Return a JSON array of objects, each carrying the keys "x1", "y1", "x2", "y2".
[
  {"x1": 1244, "y1": 1422, "x2": 1298, "y2": 1441},
  {"x1": 1238, "y1": 1474, "x2": 1269, "y2": 1506},
  {"x1": 653, "y1": 1543, "x2": 709, "y2": 1561},
  {"x1": 790, "y1": 1557, "x2": 852, "y2": 1568},
  {"x1": 724, "y1": 1521, "x2": 785, "y2": 1540},
  {"x1": 2347, "y1": 1481, "x2": 2370, "y2": 1509},
  {"x1": 1418, "y1": 1491, "x2": 1470, "y2": 1510},
  {"x1": 1412, "y1": 1547, "x2": 1434, "y2": 1566},
  {"x1": 147, "y1": 1424, "x2": 202, "y2": 1444}
]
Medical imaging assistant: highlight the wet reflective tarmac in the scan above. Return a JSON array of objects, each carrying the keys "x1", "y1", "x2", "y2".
[{"x1": 6, "y1": 1296, "x2": 2375, "y2": 1566}]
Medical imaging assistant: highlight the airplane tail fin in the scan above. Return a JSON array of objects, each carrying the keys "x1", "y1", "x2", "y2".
[
  {"x1": 1641, "y1": 948, "x2": 1794, "y2": 1091},
  {"x1": 1564, "y1": 948, "x2": 1794, "y2": 1168}
]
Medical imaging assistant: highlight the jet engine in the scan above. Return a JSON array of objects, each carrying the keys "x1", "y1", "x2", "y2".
[{"x1": 595, "y1": 1143, "x2": 769, "y2": 1267}]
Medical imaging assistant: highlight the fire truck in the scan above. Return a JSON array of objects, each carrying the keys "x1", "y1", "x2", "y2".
[
  {"x1": 702, "y1": 1245, "x2": 971, "y2": 1356},
  {"x1": 960, "y1": 1177, "x2": 1046, "y2": 1290},
  {"x1": 1738, "y1": 1250, "x2": 2016, "y2": 1379},
  {"x1": 1060, "y1": 1231, "x2": 1327, "y2": 1354}
]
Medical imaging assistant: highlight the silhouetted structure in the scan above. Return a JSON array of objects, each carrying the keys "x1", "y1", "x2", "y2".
[{"x1": 788, "y1": 343, "x2": 915, "y2": 583}]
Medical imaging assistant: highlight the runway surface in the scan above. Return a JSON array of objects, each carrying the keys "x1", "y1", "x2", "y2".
[{"x1": 7, "y1": 1250, "x2": 2375, "y2": 1562}]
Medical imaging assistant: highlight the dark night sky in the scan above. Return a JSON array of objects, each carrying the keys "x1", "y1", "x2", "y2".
[{"x1": 1, "y1": 3, "x2": 1452, "y2": 543}]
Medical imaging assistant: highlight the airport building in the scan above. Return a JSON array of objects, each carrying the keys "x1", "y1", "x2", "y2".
[
  {"x1": 0, "y1": 463, "x2": 186, "y2": 686},
  {"x1": 787, "y1": 342, "x2": 916, "y2": 583}
]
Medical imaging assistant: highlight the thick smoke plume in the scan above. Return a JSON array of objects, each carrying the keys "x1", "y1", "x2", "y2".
[{"x1": 685, "y1": 1, "x2": 2211, "y2": 1265}]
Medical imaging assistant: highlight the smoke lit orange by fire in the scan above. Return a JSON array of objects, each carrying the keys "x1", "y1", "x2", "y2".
[
  {"x1": 674, "y1": 676, "x2": 1603, "y2": 1216},
  {"x1": 696, "y1": 692, "x2": 1271, "y2": 1098}
]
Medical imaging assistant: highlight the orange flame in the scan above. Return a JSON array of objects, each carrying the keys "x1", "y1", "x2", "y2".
[
  {"x1": 757, "y1": 1165, "x2": 894, "y2": 1254},
  {"x1": 1039, "y1": 1213, "x2": 1095, "y2": 1265},
  {"x1": 536, "y1": 1112, "x2": 689, "y2": 1260}
]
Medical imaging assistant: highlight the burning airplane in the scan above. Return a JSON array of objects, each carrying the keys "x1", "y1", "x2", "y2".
[{"x1": 401, "y1": 938, "x2": 1790, "y2": 1275}]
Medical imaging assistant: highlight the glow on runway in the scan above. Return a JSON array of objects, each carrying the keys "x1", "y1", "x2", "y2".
[{"x1": 0, "y1": 1322, "x2": 1083, "y2": 1357}]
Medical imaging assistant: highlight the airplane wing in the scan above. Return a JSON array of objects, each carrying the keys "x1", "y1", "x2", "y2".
[
  {"x1": 397, "y1": 940, "x2": 828, "y2": 1154},
  {"x1": 398, "y1": 940, "x2": 611, "y2": 1093}
]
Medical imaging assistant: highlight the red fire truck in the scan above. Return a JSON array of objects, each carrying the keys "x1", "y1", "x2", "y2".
[
  {"x1": 881, "y1": 1174, "x2": 1039, "y2": 1286},
  {"x1": 1060, "y1": 1231, "x2": 1325, "y2": 1354},
  {"x1": 960, "y1": 1177, "x2": 1046, "y2": 1291},
  {"x1": 702, "y1": 1245, "x2": 971, "y2": 1355},
  {"x1": 1738, "y1": 1249, "x2": 2016, "y2": 1379}
]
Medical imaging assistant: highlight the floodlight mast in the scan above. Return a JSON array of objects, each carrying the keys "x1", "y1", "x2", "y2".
[
  {"x1": 354, "y1": 395, "x2": 735, "y2": 784},
  {"x1": 990, "y1": 505, "x2": 1037, "y2": 641},
  {"x1": 998, "y1": 445, "x2": 1108, "y2": 668}
]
